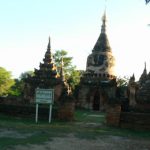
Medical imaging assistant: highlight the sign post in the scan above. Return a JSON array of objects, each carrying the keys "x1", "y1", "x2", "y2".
[
  {"x1": 49, "y1": 104, "x2": 52, "y2": 123},
  {"x1": 35, "y1": 88, "x2": 54, "y2": 123},
  {"x1": 35, "y1": 104, "x2": 39, "y2": 123}
]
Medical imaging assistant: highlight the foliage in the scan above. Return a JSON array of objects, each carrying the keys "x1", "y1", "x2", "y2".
[
  {"x1": 53, "y1": 50, "x2": 81, "y2": 90},
  {"x1": 0, "y1": 67, "x2": 14, "y2": 96},
  {"x1": 67, "y1": 70, "x2": 81, "y2": 90},
  {"x1": 9, "y1": 71, "x2": 34, "y2": 97},
  {"x1": 53, "y1": 50, "x2": 74, "y2": 77},
  {"x1": 19, "y1": 71, "x2": 34, "y2": 81},
  {"x1": 116, "y1": 76, "x2": 129, "y2": 98},
  {"x1": 116, "y1": 76, "x2": 129, "y2": 87},
  {"x1": 8, "y1": 79, "x2": 23, "y2": 96}
]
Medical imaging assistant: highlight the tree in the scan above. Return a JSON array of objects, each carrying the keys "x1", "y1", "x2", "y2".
[
  {"x1": 67, "y1": 70, "x2": 81, "y2": 90},
  {"x1": 53, "y1": 50, "x2": 74, "y2": 78},
  {"x1": 116, "y1": 76, "x2": 129, "y2": 98},
  {"x1": 19, "y1": 71, "x2": 34, "y2": 81},
  {"x1": 116, "y1": 76, "x2": 129, "y2": 87},
  {"x1": 9, "y1": 71, "x2": 34, "y2": 97},
  {"x1": 53, "y1": 50, "x2": 81, "y2": 90},
  {"x1": 9, "y1": 79, "x2": 22, "y2": 96},
  {"x1": 0, "y1": 67, "x2": 14, "y2": 96}
]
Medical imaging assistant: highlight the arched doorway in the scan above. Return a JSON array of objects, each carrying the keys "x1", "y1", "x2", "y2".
[{"x1": 93, "y1": 90, "x2": 100, "y2": 111}]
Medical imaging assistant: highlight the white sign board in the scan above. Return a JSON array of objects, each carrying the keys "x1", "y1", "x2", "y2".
[
  {"x1": 35, "y1": 89, "x2": 54, "y2": 104},
  {"x1": 35, "y1": 88, "x2": 54, "y2": 123}
]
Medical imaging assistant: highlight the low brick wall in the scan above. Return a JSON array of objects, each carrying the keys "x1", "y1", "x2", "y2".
[
  {"x1": 0, "y1": 104, "x2": 58, "y2": 120},
  {"x1": 58, "y1": 102, "x2": 75, "y2": 121},
  {"x1": 106, "y1": 104, "x2": 121, "y2": 127},
  {"x1": 120, "y1": 112, "x2": 150, "y2": 130},
  {"x1": 134, "y1": 104, "x2": 150, "y2": 113}
]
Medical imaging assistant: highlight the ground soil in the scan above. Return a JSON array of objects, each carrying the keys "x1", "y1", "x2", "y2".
[
  {"x1": 1, "y1": 113, "x2": 150, "y2": 150},
  {"x1": 5, "y1": 133, "x2": 150, "y2": 150}
]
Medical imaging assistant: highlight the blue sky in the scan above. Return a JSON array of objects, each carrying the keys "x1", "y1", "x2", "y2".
[{"x1": 0, "y1": 0, "x2": 150, "y2": 80}]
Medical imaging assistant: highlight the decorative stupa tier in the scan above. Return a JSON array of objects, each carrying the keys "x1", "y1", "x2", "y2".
[{"x1": 26, "y1": 37, "x2": 61, "y2": 89}]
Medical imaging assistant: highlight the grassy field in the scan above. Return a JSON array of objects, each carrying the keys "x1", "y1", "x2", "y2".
[{"x1": 0, "y1": 109, "x2": 150, "y2": 150}]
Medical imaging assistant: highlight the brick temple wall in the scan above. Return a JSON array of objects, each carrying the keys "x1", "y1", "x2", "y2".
[
  {"x1": 120, "y1": 112, "x2": 150, "y2": 130},
  {"x1": 106, "y1": 104, "x2": 150, "y2": 130},
  {"x1": 57, "y1": 102, "x2": 75, "y2": 121},
  {"x1": 106, "y1": 104, "x2": 121, "y2": 127}
]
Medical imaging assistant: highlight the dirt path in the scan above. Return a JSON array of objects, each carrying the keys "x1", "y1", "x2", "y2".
[{"x1": 6, "y1": 134, "x2": 150, "y2": 150}]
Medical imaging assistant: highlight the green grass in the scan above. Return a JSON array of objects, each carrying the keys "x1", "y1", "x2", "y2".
[
  {"x1": 0, "y1": 133, "x2": 51, "y2": 150},
  {"x1": 75, "y1": 109, "x2": 105, "y2": 123},
  {"x1": 0, "y1": 109, "x2": 150, "y2": 149}
]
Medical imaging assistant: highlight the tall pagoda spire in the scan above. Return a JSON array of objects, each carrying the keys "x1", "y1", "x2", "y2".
[
  {"x1": 47, "y1": 36, "x2": 51, "y2": 51},
  {"x1": 139, "y1": 62, "x2": 148, "y2": 86},
  {"x1": 43, "y1": 36, "x2": 53, "y2": 64},
  {"x1": 101, "y1": 11, "x2": 106, "y2": 34},
  {"x1": 144, "y1": 62, "x2": 147, "y2": 74},
  {"x1": 92, "y1": 11, "x2": 111, "y2": 52},
  {"x1": 141, "y1": 62, "x2": 147, "y2": 76}
]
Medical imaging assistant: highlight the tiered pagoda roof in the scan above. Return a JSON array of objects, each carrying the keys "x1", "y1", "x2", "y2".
[
  {"x1": 136, "y1": 62, "x2": 150, "y2": 103},
  {"x1": 139, "y1": 62, "x2": 147, "y2": 86},
  {"x1": 26, "y1": 37, "x2": 62, "y2": 88}
]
